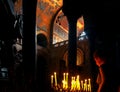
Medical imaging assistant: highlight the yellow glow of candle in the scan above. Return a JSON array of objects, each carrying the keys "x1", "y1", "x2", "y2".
[
  {"x1": 63, "y1": 73, "x2": 65, "y2": 81},
  {"x1": 88, "y1": 78, "x2": 91, "y2": 91},
  {"x1": 85, "y1": 79, "x2": 87, "y2": 91},
  {"x1": 62, "y1": 80, "x2": 65, "y2": 89},
  {"x1": 85, "y1": 79, "x2": 87, "y2": 84},
  {"x1": 76, "y1": 75, "x2": 80, "y2": 90},
  {"x1": 83, "y1": 83, "x2": 87, "y2": 91},
  {"x1": 88, "y1": 78, "x2": 91, "y2": 85},
  {"x1": 51, "y1": 75, "x2": 53, "y2": 86},
  {"x1": 73, "y1": 77, "x2": 76, "y2": 90},
  {"x1": 71, "y1": 77, "x2": 74, "y2": 91},
  {"x1": 66, "y1": 73, "x2": 68, "y2": 88},
  {"x1": 54, "y1": 72, "x2": 57, "y2": 86},
  {"x1": 87, "y1": 84, "x2": 91, "y2": 91},
  {"x1": 81, "y1": 80, "x2": 83, "y2": 89}
]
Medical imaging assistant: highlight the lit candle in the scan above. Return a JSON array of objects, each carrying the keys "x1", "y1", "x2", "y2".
[
  {"x1": 76, "y1": 75, "x2": 80, "y2": 90},
  {"x1": 85, "y1": 79, "x2": 87, "y2": 91},
  {"x1": 88, "y1": 78, "x2": 90, "y2": 84},
  {"x1": 71, "y1": 77, "x2": 74, "y2": 91},
  {"x1": 83, "y1": 83, "x2": 86, "y2": 91},
  {"x1": 73, "y1": 77, "x2": 76, "y2": 90},
  {"x1": 51, "y1": 75, "x2": 53, "y2": 87},
  {"x1": 54, "y1": 72, "x2": 57, "y2": 86},
  {"x1": 81, "y1": 80, "x2": 84, "y2": 89},
  {"x1": 66, "y1": 73, "x2": 68, "y2": 89},
  {"x1": 63, "y1": 73, "x2": 65, "y2": 81},
  {"x1": 88, "y1": 78, "x2": 91, "y2": 85},
  {"x1": 88, "y1": 78, "x2": 91, "y2": 91},
  {"x1": 88, "y1": 84, "x2": 91, "y2": 91},
  {"x1": 62, "y1": 80, "x2": 65, "y2": 89},
  {"x1": 63, "y1": 73, "x2": 67, "y2": 89}
]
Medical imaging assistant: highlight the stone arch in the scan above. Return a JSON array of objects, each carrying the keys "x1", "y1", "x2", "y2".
[
  {"x1": 37, "y1": 33, "x2": 48, "y2": 48},
  {"x1": 63, "y1": 48, "x2": 84, "y2": 67},
  {"x1": 49, "y1": 6, "x2": 63, "y2": 46},
  {"x1": 51, "y1": 8, "x2": 84, "y2": 45}
]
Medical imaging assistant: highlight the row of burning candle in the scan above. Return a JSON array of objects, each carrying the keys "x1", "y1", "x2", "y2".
[{"x1": 51, "y1": 72, "x2": 92, "y2": 91}]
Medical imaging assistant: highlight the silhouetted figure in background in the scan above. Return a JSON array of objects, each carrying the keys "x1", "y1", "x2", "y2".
[
  {"x1": 36, "y1": 34, "x2": 51, "y2": 92},
  {"x1": 93, "y1": 48, "x2": 119, "y2": 92}
]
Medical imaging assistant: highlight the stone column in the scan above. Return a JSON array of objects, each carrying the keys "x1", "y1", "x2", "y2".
[
  {"x1": 67, "y1": 16, "x2": 77, "y2": 75},
  {"x1": 23, "y1": 0, "x2": 37, "y2": 91},
  {"x1": 62, "y1": 0, "x2": 83, "y2": 76}
]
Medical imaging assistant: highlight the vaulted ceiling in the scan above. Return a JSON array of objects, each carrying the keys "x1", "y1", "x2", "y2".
[{"x1": 1, "y1": 0, "x2": 120, "y2": 42}]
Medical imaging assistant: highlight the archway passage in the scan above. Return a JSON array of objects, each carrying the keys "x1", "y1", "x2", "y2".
[
  {"x1": 52, "y1": 10, "x2": 84, "y2": 44},
  {"x1": 37, "y1": 33, "x2": 48, "y2": 48},
  {"x1": 63, "y1": 48, "x2": 84, "y2": 68}
]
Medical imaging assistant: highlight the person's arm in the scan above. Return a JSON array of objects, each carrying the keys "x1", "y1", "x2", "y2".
[
  {"x1": 97, "y1": 67, "x2": 106, "y2": 92},
  {"x1": 96, "y1": 73, "x2": 101, "y2": 84}
]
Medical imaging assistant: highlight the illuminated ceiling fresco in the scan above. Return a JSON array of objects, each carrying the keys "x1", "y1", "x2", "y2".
[
  {"x1": 14, "y1": 0, "x2": 84, "y2": 45},
  {"x1": 36, "y1": 0, "x2": 84, "y2": 44},
  {"x1": 36, "y1": 0, "x2": 63, "y2": 43}
]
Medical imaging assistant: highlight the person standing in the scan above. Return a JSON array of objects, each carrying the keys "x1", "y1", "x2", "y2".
[{"x1": 93, "y1": 48, "x2": 119, "y2": 92}]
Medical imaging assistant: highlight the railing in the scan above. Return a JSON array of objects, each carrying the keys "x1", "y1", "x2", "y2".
[{"x1": 53, "y1": 40, "x2": 68, "y2": 47}]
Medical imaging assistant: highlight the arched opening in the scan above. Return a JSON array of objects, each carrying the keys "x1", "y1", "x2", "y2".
[
  {"x1": 52, "y1": 10, "x2": 85, "y2": 44},
  {"x1": 37, "y1": 33, "x2": 48, "y2": 48},
  {"x1": 63, "y1": 48, "x2": 84, "y2": 67}
]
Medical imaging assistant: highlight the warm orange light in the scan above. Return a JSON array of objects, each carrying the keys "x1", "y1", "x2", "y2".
[
  {"x1": 54, "y1": 72, "x2": 57, "y2": 86},
  {"x1": 77, "y1": 21, "x2": 84, "y2": 29},
  {"x1": 51, "y1": 75, "x2": 53, "y2": 86},
  {"x1": 51, "y1": 72, "x2": 92, "y2": 91}
]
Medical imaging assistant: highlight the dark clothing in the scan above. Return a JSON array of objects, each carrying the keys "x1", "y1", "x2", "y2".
[
  {"x1": 97, "y1": 64, "x2": 118, "y2": 92},
  {"x1": 36, "y1": 45, "x2": 51, "y2": 92}
]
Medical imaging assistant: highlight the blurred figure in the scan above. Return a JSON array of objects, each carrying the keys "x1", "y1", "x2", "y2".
[
  {"x1": 36, "y1": 34, "x2": 51, "y2": 92},
  {"x1": 93, "y1": 48, "x2": 119, "y2": 92}
]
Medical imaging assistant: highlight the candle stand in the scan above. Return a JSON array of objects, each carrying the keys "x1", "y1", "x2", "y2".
[{"x1": 50, "y1": 72, "x2": 92, "y2": 92}]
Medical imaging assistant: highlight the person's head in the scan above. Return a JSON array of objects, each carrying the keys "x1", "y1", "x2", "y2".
[{"x1": 93, "y1": 48, "x2": 108, "y2": 67}]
